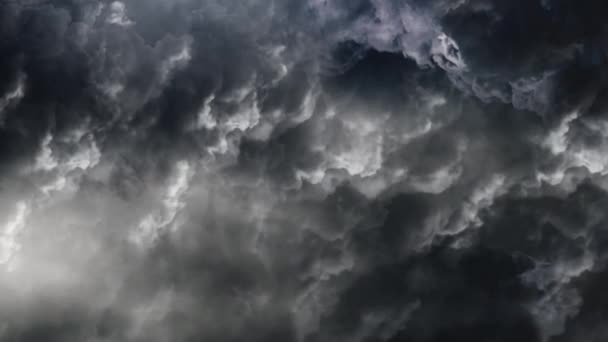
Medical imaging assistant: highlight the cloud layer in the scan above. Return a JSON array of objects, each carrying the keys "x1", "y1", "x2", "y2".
[{"x1": 1, "y1": 0, "x2": 608, "y2": 341}]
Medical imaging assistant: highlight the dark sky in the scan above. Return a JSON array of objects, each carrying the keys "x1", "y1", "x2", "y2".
[{"x1": 0, "y1": 1, "x2": 608, "y2": 341}]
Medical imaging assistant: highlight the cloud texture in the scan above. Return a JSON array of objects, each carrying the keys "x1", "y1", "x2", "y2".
[{"x1": 1, "y1": 0, "x2": 608, "y2": 341}]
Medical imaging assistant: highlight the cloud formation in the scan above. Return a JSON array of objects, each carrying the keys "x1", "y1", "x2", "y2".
[{"x1": 1, "y1": 0, "x2": 608, "y2": 341}]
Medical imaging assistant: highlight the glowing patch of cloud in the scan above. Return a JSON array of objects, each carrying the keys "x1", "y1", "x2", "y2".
[{"x1": 107, "y1": 1, "x2": 134, "y2": 27}]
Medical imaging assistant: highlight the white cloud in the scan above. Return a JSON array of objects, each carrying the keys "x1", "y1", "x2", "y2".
[
  {"x1": 446, "y1": 174, "x2": 507, "y2": 237},
  {"x1": 33, "y1": 134, "x2": 58, "y2": 172},
  {"x1": 0, "y1": 75, "x2": 25, "y2": 120},
  {"x1": 32, "y1": 132, "x2": 101, "y2": 195},
  {"x1": 431, "y1": 33, "x2": 467, "y2": 72},
  {"x1": 131, "y1": 161, "x2": 193, "y2": 248},
  {"x1": 545, "y1": 112, "x2": 579, "y2": 155},
  {"x1": 107, "y1": 1, "x2": 134, "y2": 27},
  {"x1": 297, "y1": 113, "x2": 387, "y2": 187},
  {"x1": 409, "y1": 162, "x2": 463, "y2": 194},
  {"x1": 538, "y1": 113, "x2": 608, "y2": 185},
  {"x1": 0, "y1": 201, "x2": 30, "y2": 271},
  {"x1": 65, "y1": 140, "x2": 102, "y2": 172},
  {"x1": 196, "y1": 95, "x2": 217, "y2": 130},
  {"x1": 160, "y1": 40, "x2": 192, "y2": 83}
]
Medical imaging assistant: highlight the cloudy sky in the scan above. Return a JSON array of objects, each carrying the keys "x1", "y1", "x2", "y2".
[{"x1": 1, "y1": 0, "x2": 608, "y2": 341}]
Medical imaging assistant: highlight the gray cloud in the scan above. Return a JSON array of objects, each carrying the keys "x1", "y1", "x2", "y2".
[{"x1": 1, "y1": 0, "x2": 608, "y2": 341}]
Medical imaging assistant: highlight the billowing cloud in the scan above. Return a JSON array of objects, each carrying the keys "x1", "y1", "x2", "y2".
[{"x1": 1, "y1": 1, "x2": 608, "y2": 341}]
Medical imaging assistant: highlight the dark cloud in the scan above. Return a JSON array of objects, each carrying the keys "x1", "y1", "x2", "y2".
[{"x1": 1, "y1": 0, "x2": 608, "y2": 341}]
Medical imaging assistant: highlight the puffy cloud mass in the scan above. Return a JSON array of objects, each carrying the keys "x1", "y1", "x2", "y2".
[{"x1": 2, "y1": 0, "x2": 608, "y2": 341}]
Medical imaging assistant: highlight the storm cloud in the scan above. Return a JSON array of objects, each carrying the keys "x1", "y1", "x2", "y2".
[{"x1": 1, "y1": 0, "x2": 608, "y2": 341}]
